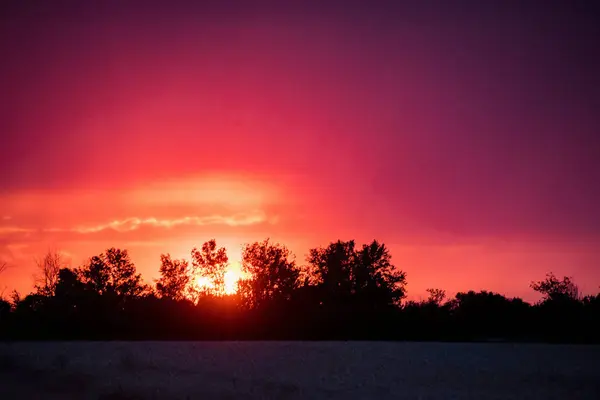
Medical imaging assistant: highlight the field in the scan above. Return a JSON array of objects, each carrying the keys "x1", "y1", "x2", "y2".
[{"x1": 0, "y1": 341, "x2": 598, "y2": 399}]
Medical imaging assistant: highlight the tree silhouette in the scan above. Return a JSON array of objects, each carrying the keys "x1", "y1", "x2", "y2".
[
  {"x1": 156, "y1": 254, "x2": 190, "y2": 300},
  {"x1": 191, "y1": 239, "x2": 228, "y2": 296},
  {"x1": 308, "y1": 240, "x2": 406, "y2": 309},
  {"x1": 308, "y1": 240, "x2": 356, "y2": 302},
  {"x1": 13, "y1": 293, "x2": 47, "y2": 314},
  {"x1": 0, "y1": 297, "x2": 10, "y2": 320},
  {"x1": 79, "y1": 248, "x2": 143, "y2": 298},
  {"x1": 426, "y1": 288, "x2": 447, "y2": 305},
  {"x1": 10, "y1": 290, "x2": 21, "y2": 308},
  {"x1": 530, "y1": 272, "x2": 580, "y2": 302},
  {"x1": 355, "y1": 240, "x2": 407, "y2": 306},
  {"x1": 55, "y1": 268, "x2": 87, "y2": 300},
  {"x1": 1, "y1": 240, "x2": 599, "y2": 343},
  {"x1": 451, "y1": 290, "x2": 531, "y2": 340},
  {"x1": 33, "y1": 250, "x2": 65, "y2": 296},
  {"x1": 52, "y1": 267, "x2": 90, "y2": 326},
  {"x1": 239, "y1": 239, "x2": 300, "y2": 309}
]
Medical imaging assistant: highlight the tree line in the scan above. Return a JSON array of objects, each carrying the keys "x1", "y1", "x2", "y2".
[{"x1": 0, "y1": 239, "x2": 598, "y2": 342}]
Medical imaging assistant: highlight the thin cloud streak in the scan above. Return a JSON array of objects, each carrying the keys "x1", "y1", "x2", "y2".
[
  {"x1": 0, "y1": 227, "x2": 34, "y2": 234},
  {"x1": 62, "y1": 212, "x2": 270, "y2": 233},
  {"x1": 0, "y1": 212, "x2": 270, "y2": 237}
]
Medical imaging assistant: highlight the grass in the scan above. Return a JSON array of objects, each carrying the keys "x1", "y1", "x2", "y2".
[
  {"x1": 0, "y1": 342, "x2": 597, "y2": 399},
  {"x1": 53, "y1": 353, "x2": 70, "y2": 370},
  {"x1": 97, "y1": 386, "x2": 146, "y2": 400},
  {"x1": 118, "y1": 351, "x2": 137, "y2": 371},
  {"x1": 0, "y1": 352, "x2": 19, "y2": 373}
]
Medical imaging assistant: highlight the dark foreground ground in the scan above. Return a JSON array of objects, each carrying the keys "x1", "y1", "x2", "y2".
[{"x1": 0, "y1": 341, "x2": 598, "y2": 399}]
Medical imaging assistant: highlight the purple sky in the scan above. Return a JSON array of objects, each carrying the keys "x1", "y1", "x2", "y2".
[{"x1": 1, "y1": 0, "x2": 599, "y2": 300}]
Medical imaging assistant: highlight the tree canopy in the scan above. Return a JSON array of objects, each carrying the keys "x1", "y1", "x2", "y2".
[
  {"x1": 0, "y1": 239, "x2": 598, "y2": 343},
  {"x1": 530, "y1": 272, "x2": 580, "y2": 302},
  {"x1": 239, "y1": 239, "x2": 300, "y2": 309},
  {"x1": 79, "y1": 248, "x2": 144, "y2": 298},
  {"x1": 191, "y1": 239, "x2": 228, "y2": 297},
  {"x1": 156, "y1": 254, "x2": 190, "y2": 301},
  {"x1": 307, "y1": 240, "x2": 406, "y2": 310}
]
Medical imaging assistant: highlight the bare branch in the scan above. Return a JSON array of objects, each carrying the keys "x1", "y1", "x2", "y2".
[{"x1": 34, "y1": 250, "x2": 66, "y2": 296}]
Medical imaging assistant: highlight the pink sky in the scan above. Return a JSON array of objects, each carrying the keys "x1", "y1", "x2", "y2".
[{"x1": 1, "y1": 1, "x2": 599, "y2": 302}]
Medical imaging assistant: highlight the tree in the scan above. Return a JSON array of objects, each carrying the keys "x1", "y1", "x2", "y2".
[
  {"x1": 55, "y1": 268, "x2": 87, "y2": 300},
  {"x1": 13, "y1": 293, "x2": 47, "y2": 314},
  {"x1": 33, "y1": 250, "x2": 65, "y2": 296},
  {"x1": 10, "y1": 290, "x2": 21, "y2": 309},
  {"x1": 81, "y1": 255, "x2": 111, "y2": 295},
  {"x1": 354, "y1": 240, "x2": 407, "y2": 306},
  {"x1": 308, "y1": 240, "x2": 356, "y2": 299},
  {"x1": 307, "y1": 239, "x2": 407, "y2": 309},
  {"x1": 451, "y1": 290, "x2": 531, "y2": 339},
  {"x1": 530, "y1": 272, "x2": 580, "y2": 302},
  {"x1": 0, "y1": 297, "x2": 10, "y2": 320},
  {"x1": 239, "y1": 239, "x2": 300, "y2": 309},
  {"x1": 426, "y1": 288, "x2": 447, "y2": 305},
  {"x1": 156, "y1": 254, "x2": 190, "y2": 300},
  {"x1": 191, "y1": 239, "x2": 228, "y2": 296},
  {"x1": 79, "y1": 248, "x2": 143, "y2": 298}
]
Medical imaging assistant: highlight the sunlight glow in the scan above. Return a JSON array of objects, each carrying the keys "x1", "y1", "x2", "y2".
[
  {"x1": 171, "y1": 243, "x2": 246, "y2": 296},
  {"x1": 129, "y1": 174, "x2": 278, "y2": 208},
  {"x1": 195, "y1": 276, "x2": 212, "y2": 289},
  {"x1": 224, "y1": 269, "x2": 241, "y2": 295},
  {"x1": 193, "y1": 267, "x2": 242, "y2": 295}
]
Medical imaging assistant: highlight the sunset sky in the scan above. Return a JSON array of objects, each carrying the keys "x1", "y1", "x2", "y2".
[{"x1": 1, "y1": 1, "x2": 599, "y2": 302}]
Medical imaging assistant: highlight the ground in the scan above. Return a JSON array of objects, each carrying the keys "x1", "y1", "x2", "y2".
[{"x1": 0, "y1": 341, "x2": 598, "y2": 399}]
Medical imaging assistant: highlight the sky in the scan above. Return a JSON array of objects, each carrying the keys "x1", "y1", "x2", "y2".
[{"x1": 1, "y1": 0, "x2": 599, "y2": 302}]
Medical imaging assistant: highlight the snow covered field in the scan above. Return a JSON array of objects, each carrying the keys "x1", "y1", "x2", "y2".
[{"x1": 0, "y1": 341, "x2": 598, "y2": 399}]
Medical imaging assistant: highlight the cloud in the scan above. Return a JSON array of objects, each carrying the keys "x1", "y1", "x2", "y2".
[
  {"x1": 54, "y1": 211, "x2": 270, "y2": 234},
  {"x1": 0, "y1": 226, "x2": 34, "y2": 234}
]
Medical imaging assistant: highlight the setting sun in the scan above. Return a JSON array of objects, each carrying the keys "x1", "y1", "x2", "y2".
[
  {"x1": 224, "y1": 269, "x2": 241, "y2": 295},
  {"x1": 193, "y1": 266, "x2": 243, "y2": 295},
  {"x1": 194, "y1": 276, "x2": 212, "y2": 291}
]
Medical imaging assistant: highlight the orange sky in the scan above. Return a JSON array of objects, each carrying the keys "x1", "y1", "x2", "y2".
[
  {"x1": 1, "y1": 171, "x2": 598, "y2": 302},
  {"x1": 1, "y1": 1, "x2": 599, "y2": 302}
]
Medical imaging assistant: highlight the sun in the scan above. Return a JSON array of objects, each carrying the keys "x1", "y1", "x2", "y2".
[
  {"x1": 195, "y1": 276, "x2": 212, "y2": 290},
  {"x1": 224, "y1": 269, "x2": 241, "y2": 295},
  {"x1": 193, "y1": 267, "x2": 243, "y2": 295},
  {"x1": 170, "y1": 241, "x2": 246, "y2": 296}
]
